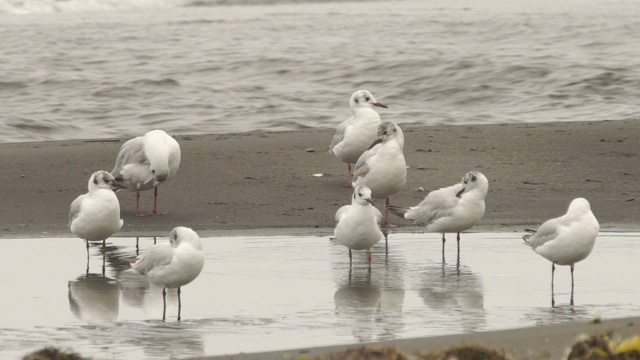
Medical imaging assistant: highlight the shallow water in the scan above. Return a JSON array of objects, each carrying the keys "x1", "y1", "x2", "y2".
[{"x1": 1, "y1": 231, "x2": 639, "y2": 359}]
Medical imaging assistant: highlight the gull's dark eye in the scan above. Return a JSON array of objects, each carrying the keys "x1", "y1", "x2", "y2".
[
  {"x1": 151, "y1": 170, "x2": 156, "y2": 174},
  {"x1": 364, "y1": 96, "x2": 370, "y2": 101},
  {"x1": 471, "y1": 175, "x2": 477, "y2": 182}
]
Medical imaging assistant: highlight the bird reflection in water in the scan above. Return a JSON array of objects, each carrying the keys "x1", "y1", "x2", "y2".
[
  {"x1": 332, "y1": 236, "x2": 405, "y2": 343},
  {"x1": 419, "y1": 259, "x2": 486, "y2": 333},
  {"x1": 68, "y1": 274, "x2": 120, "y2": 323}
]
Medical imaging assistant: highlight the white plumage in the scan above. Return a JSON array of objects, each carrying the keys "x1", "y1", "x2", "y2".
[
  {"x1": 334, "y1": 185, "x2": 384, "y2": 267},
  {"x1": 352, "y1": 122, "x2": 407, "y2": 226},
  {"x1": 111, "y1": 129, "x2": 181, "y2": 216},
  {"x1": 388, "y1": 171, "x2": 488, "y2": 257},
  {"x1": 69, "y1": 170, "x2": 124, "y2": 251},
  {"x1": 523, "y1": 197, "x2": 599, "y2": 306},
  {"x1": 329, "y1": 90, "x2": 386, "y2": 185},
  {"x1": 131, "y1": 226, "x2": 205, "y2": 320}
]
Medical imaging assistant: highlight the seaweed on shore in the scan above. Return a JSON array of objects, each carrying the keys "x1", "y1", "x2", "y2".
[
  {"x1": 417, "y1": 344, "x2": 510, "y2": 360},
  {"x1": 567, "y1": 333, "x2": 640, "y2": 360},
  {"x1": 312, "y1": 346, "x2": 410, "y2": 360},
  {"x1": 22, "y1": 347, "x2": 89, "y2": 360}
]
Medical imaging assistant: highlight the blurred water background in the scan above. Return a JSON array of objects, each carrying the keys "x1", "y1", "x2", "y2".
[{"x1": 0, "y1": 0, "x2": 638, "y2": 143}]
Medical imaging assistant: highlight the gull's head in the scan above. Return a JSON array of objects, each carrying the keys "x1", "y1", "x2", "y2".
[
  {"x1": 349, "y1": 90, "x2": 387, "y2": 110},
  {"x1": 169, "y1": 226, "x2": 202, "y2": 250},
  {"x1": 369, "y1": 121, "x2": 402, "y2": 149},
  {"x1": 568, "y1": 198, "x2": 591, "y2": 213},
  {"x1": 457, "y1": 171, "x2": 489, "y2": 198},
  {"x1": 352, "y1": 185, "x2": 374, "y2": 206},
  {"x1": 151, "y1": 167, "x2": 169, "y2": 183},
  {"x1": 88, "y1": 170, "x2": 127, "y2": 191}
]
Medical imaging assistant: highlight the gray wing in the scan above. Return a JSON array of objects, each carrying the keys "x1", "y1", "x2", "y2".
[
  {"x1": 373, "y1": 206, "x2": 383, "y2": 225},
  {"x1": 329, "y1": 119, "x2": 349, "y2": 153},
  {"x1": 524, "y1": 218, "x2": 560, "y2": 249},
  {"x1": 68, "y1": 194, "x2": 85, "y2": 228},
  {"x1": 405, "y1": 183, "x2": 462, "y2": 224},
  {"x1": 132, "y1": 243, "x2": 174, "y2": 275},
  {"x1": 111, "y1": 136, "x2": 146, "y2": 177},
  {"x1": 352, "y1": 145, "x2": 379, "y2": 180}
]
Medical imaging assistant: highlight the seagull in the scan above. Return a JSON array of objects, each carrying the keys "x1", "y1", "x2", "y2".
[
  {"x1": 352, "y1": 122, "x2": 407, "y2": 227},
  {"x1": 329, "y1": 90, "x2": 387, "y2": 186},
  {"x1": 387, "y1": 171, "x2": 488, "y2": 259},
  {"x1": 334, "y1": 185, "x2": 384, "y2": 268},
  {"x1": 523, "y1": 198, "x2": 599, "y2": 306},
  {"x1": 130, "y1": 226, "x2": 205, "y2": 321},
  {"x1": 69, "y1": 171, "x2": 125, "y2": 256},
  {"x1": 111, "y1": 129, "x2": 181, "y2": 216}
]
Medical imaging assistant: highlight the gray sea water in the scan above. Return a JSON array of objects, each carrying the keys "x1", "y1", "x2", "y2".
[{"x1": 1, "y1": 0, "x2": 638, "y2": 143}]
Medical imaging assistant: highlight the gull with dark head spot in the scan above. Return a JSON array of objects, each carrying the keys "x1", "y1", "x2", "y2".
[
  {"x1": 335, "y1": 185, "x2": 384, "y2": 268},
  {"x1": 111, "y1": 129, "x2": 181, "y2": 216},
  {"x1": 352, "y1": 122, "x2": 407, "y2": 227},
  {"x1": 130, "y1": 226, "x2": 205, "y2": 321},
  {"x1": 523, "y1": 197, "x2": 599, "y2": 306},
  {"x1": 69, "y1": 170, "x2": 125, "y2": 254},
  {"x1": 329, "y1": 90, "x2": 387, "y2": 186},
  {"x1": 387, "y1": 171, "x2": 488, "y2": 259}
]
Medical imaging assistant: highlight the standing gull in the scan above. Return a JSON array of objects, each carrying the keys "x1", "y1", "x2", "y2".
[
  {"x1": 523, "y1": 197, "x2": 599, "y2": 306},
  {"x1": 111, "y1": 129, "x2": 181, "y2": 216},
  {"x1": 335, "y1": 185, "x2": 384, "y2": 268},
  {"x1": 387, "y1": 171, "x2": 488, "y2": 260},
  {"x1": 69, "y1": 171, "x2": 125, "y2": 256},
  {"x1": 329, "y1": 90, "x2": 386, "y2": 186},
  {"x1": 130, "y1": 226, "x2": 205, "y2": 321},
  {"x1": 352, "y1": 122, "x2": 407, "y2": 227}
]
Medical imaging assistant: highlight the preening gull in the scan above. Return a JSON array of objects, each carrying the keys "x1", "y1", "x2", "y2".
[
  {"x1": 387, "y1": 171, "x2": 488, "y2": 259},
  {"x1": 111, "y1": 129, "x2": 181, "y2": 216},
  {"x1": 130, "y1": 226, "x2": 205, "y2": 321},
  {"x1": 523, "y1": 197, "x2": 599, "y2": 306}
]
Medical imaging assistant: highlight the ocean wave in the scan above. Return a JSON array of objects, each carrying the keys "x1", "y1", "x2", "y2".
[{"x1": 0, "y1": 0, "x2": 380, "y2": 14}]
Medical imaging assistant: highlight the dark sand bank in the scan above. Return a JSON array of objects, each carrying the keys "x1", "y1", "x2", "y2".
[
  {"x1": 197, "y1": 316, "x2": 640, "y2": 360},
  {"x1": 2, "y1": 120, "x2": 639, "y2": 237}
]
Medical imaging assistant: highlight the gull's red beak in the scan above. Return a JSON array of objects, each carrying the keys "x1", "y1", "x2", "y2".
[
  {"x1": 368, "y1": 139, "x2": 383, "y2": 150},
  {"x1": 112, "y1": 182, "x2": 127, "y2": 190},
  {"x1": 373, "y1": 102, "x2": 388, "y2": 109},
  {"x1": 367, "y1": 199, "x2": 375, "y2": 205}
]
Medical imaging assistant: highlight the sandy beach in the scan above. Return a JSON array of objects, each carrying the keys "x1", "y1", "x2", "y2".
[
  {"x1": 2, "y1": 120, "x2": 639, "y2": 237},
  {"x1": 4, "y1": 120, "x2": 640, "y2": 360}
]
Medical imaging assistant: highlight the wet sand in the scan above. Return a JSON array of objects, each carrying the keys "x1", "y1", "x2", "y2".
[
  {"x1": 2, "y1": 120, "x2": 639, "y2": 237},
  {"x1": 201, "y1": 316, "x2": 640, "y2": 360},
  {"x1": 4, "y1": 120, "x2": 640, "y2": 359}
]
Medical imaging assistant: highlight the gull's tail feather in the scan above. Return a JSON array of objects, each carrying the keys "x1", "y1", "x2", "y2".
[{"x1": 385, "y1": 205, "x2": 410, "y2": 219}]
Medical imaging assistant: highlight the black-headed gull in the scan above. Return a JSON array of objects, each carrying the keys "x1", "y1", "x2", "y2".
[
  {"x1": 387, "y1": 171, "x2": 488, "y2": 259},
  {"x1": 352, "y1": 122, "x2": 407, "y2": 227},
  {"x1": 130, "y1": 226, "x2": 205, "y2": 321},
  {"x1": 329, "y1": 90, "x2": 387, "y2": 186},
  {"x1": 334, "y1": 185, "x2": 384, "y2": 267},
  {"x1": 69, "y1": 171, "x2": 125, "y2": 254},
  {"x1": 523, "y1": 197, "x2": 599, "y2": 306},
  {"x1": 111, "y1": 129, "x2": 181, "y2": 216}
]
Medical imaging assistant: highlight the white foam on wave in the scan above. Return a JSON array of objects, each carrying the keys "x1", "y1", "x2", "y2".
[{"x1": 0, "y1": 0, "x2": 227, "y2": 14}]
